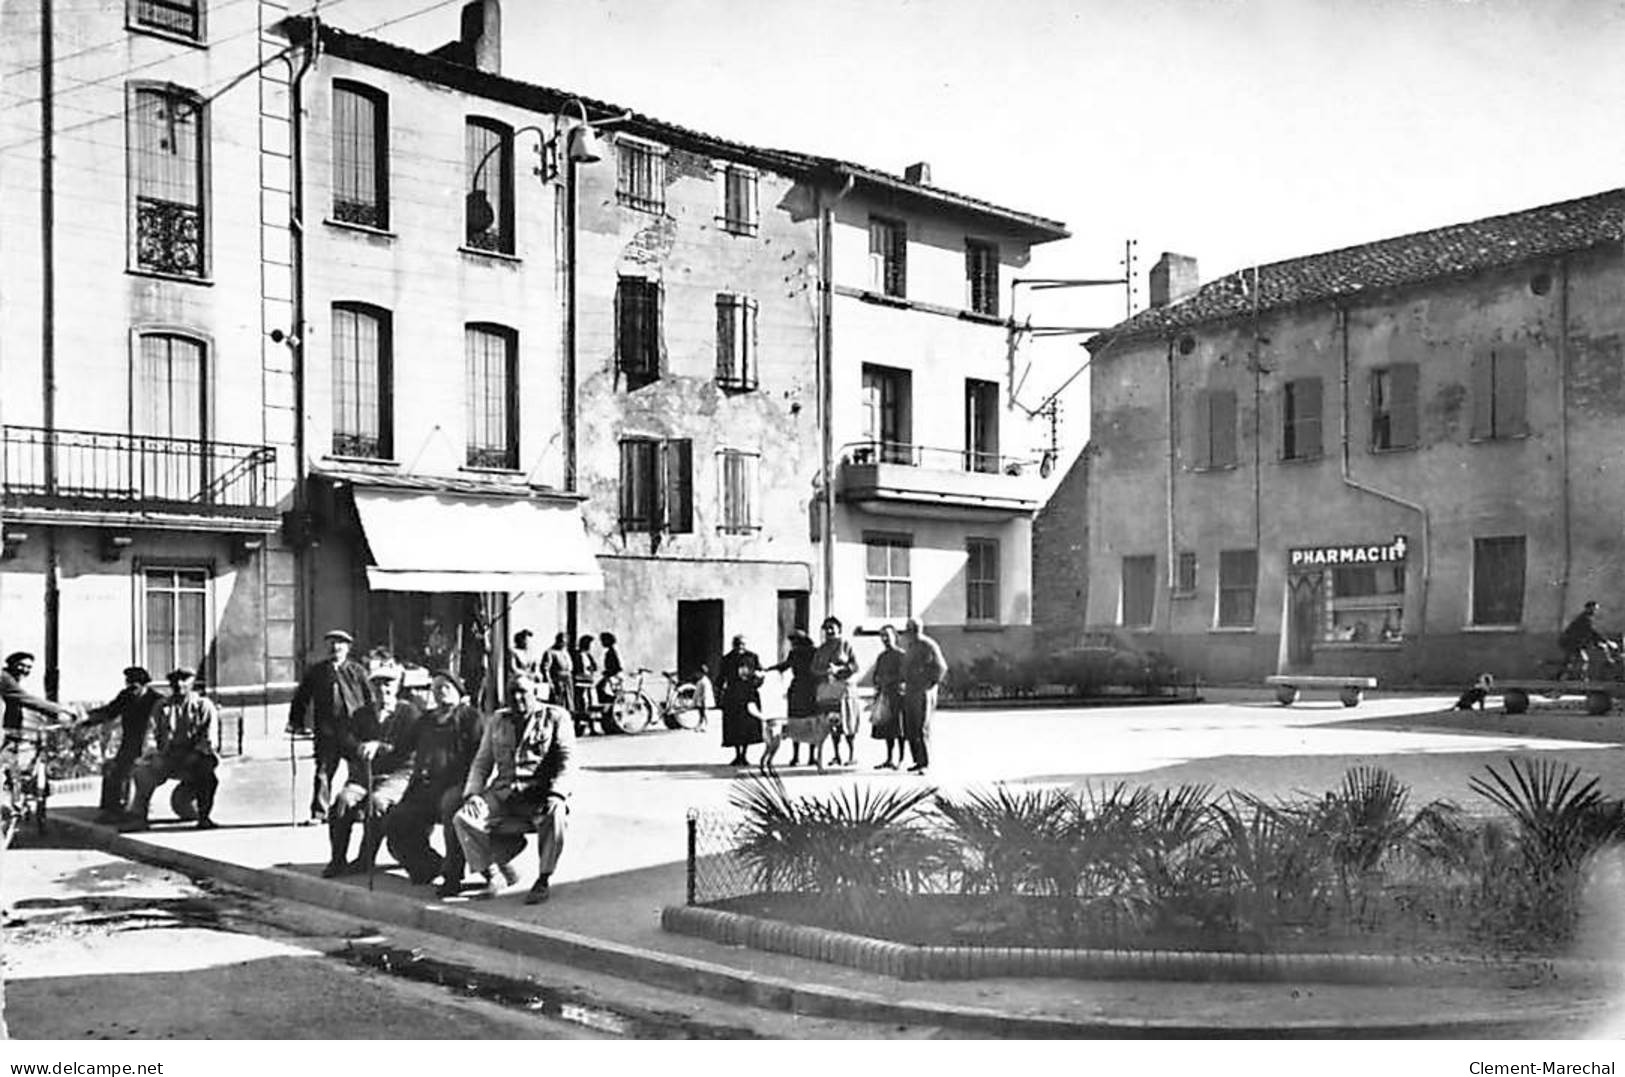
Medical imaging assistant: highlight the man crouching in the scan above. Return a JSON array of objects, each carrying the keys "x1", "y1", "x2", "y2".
[{"x1": 453, "y1": 674, "x2": 574, "y2": 904}]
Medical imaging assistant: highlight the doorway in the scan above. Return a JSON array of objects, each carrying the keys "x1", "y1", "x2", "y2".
[
  {"x1": 1287, "y1": 572, "x2": 1322, "y2": 668},
  {"x1": 777, "y1": 589, "x2": 809, "y2": 658},
  {"x1": 677, "y1": 599, "x2": 724, "y2": 683}
]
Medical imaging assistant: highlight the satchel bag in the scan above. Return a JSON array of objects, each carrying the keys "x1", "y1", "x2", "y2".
[{"x1": 814, "y1": 680, "x2": 847, "y2": 713}]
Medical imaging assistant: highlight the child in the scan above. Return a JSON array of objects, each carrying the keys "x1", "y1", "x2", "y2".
[
  {"x1": 1454, "y1": 674, "x2": 1494, "y2": 712},
  {"x1": 691, "y1": 664, "x2": 715, "y2": 733}
]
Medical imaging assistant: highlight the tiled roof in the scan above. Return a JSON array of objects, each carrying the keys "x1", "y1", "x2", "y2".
[
  {"x1": 282, "y1": 18, "x2": 1068, "y2": 241},
  {"x1": 1092, "y1": 187, "x2": 1625, "y2": 348}
]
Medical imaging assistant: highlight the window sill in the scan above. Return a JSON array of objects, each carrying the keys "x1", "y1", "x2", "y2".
[
  {"x1": 1191, "y1": 464, "x2": 1240, "y2": 474},
  {"x1": 1317, "y1": 641, "x2": 1405, "y2": 650},
  {"x1": 716, "y1": 379, "x2": 759, "y2": 393},
  {"x1": 858, "y1": 290, "x2": 912, "y2": 309},
  {"x1": 323, "y1": 454, "x2": 400, "y2": 468},
  {"x1": 716, "y1": 526, "x2": 763, "y2": 535},
  {"x1": 1462, "y1": 623, "x2": 1523, "y2": 633},
  {"x1": 1278, "y1": 454, "x2": 1325, "y2": 466},
  {"x1": 1467, "y1": 433, "x2": 1532, "y2": 445},
  {"x1": 961, "y1": 622, "x2": 1006, "y2": 633},
  {"x1": 616, "y1": 196, "x2": 666, "y2": 215},
  {"x1": 127, "y1": 23, "x2": 206, "y2": 49},
  {"x1": 459, "y1": 464, "x2": 523, "y2": 477},
  {"x1": 1119, "y1": 625, "x2": 1157, "y2": 633},
  {"x1": 1369, "y1": 443, "x2": 1419, "y2": 455},
  {"x1": 127, "y1": 267, "x2": 212, "y2": 287},
  {"x1": 1207, "y1": 626, "x2": 1256, "y2": 634},
  {"x1": 325, "y1": 218, "x2": 396, "y2": 240},
  {"x1": 715, "y1": 218, "x2": 760, "y2": 237},
  {"x1": 459, "y1": 245, "x2": 522, "y2": 264}
]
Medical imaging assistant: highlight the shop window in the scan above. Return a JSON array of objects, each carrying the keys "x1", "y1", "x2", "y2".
[
  {"x1": 966, "y1": 538, "x2": 1000, "y2": 623},
  {"x1": 1174, "y1": 551, "x2": 1198, "y2": 595},
  {"x1": 1470, "y1": 347, "x2": 1527, "y2": 441},
  {"x1": 143, "y1": 567, "x2": 208, "y2": 678},
  {"x1": 1472, "y1": 535, "x2": 1526, "y2": 626},
  {"x1": 1326, "y1": 563, "x2": 1406, "y2": 642},
  {"x1": 1281, "y1": 377, "x2": 1323, "y2": 461},
  {"x1": 1193, "y1": 388, "x2": 1237, "y2": 469},
  {"x1": 1121, "y1": 555, "x2": 1156, "y2": 627},
  {"x1": 618, "y1": 437, "x2": 691, "y2": 533},
  {"x1": 333, "y1": 81, "x2": 389, "y2": 229},
  {"x1": 1370, "y1": 363, "x2": 1419, "y2": 451},
  {"x1": 865, "y1": 533, "x2": 912, "y2": 620},
  {"x1": 1217, "y1": 549, "x2": 1257, "y2": 628}
]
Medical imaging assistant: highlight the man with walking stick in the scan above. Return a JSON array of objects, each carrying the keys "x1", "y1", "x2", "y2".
[
  {"x1": 322, "y1": 662, "x2": 419, "y2": 878},
  {"x1": 286, "y1": 629, "x2": 375, "y2": 826}
]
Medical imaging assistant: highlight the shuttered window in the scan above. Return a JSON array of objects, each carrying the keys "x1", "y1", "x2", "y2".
[
  {"x1": 1193, "y1": 388, "x2": 1238, "y2": 469},
  {"x1": 1472, "y1": 535, "x2": 1526, "y2": 626},
  {"x1": 966, "y1": 240, "x2": 999, "y2": 316},
  {"x1": 1122, "y1": 555, "x2": 1156, "y2": 627},
  {"x1": 617, "y1": 140, "x2": 665, "y2": 213},
  {"x1": 1175, "y1": 551, "x2": 1198, "y2": 595},
  {"x1": 720, "y1": 165, "x2": 757, "y2": 234},
  {"x1": 715, "y1": 294, "x2": 758, "y2": 390},
  {"x1": 619, "y1": 437, "x2": 691, "y2": 533},
  {"x1": 616, "y1": 277, "x2": 661, "y2": 387},
  {"x1": 1371, "y1": 363, "x2": 1419, "y2": 450},
  {"x1": 1282, "y1": 377, "x2": 1323, "y2": 461},
  {"x1": 333, "y1": 82, "x2": 388, "y2": 229},
  {"x1": 1470, "y1": 348, "x2": 1527, "y2": 440},
  {"x1": 465, "y1": 324, "x2": 518, "y2": 470},
  {"x1": 869, "y1": 216, "x2": 907, "y2": 297},
  {"x1": 719, "y1": 449, "x2": 759, "y2": 533},
  {"x1": 1218, "y1": 549, "x2": 1258, "y2": 628}
]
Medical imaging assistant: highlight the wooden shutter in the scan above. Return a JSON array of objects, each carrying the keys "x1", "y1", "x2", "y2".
[
  {"x1": 662, "y1": 439, "x2": 693, "y2": 533},
  {"x1": 1212, "y1": 389, "x2": 1237, "y2": 467},
  {"x1": 1297, "y1": 377, "x2": 1323, "y2": 458},
  {"x1": 619, "y1": 439, "x2": 656, "y2": 531},
  {"x1": 1390, "y1": 362, "x2": 1419, "y2": 448},
  {"x1": 1469, "y1": 352, "x2": 1494, "y2": 439},
  {"x1": 1191, "y1": 390, "x2": 1212, "y2": 468},
  {"x1": 1495, "y1": 348, "x2": 1527, "y2": 437}
]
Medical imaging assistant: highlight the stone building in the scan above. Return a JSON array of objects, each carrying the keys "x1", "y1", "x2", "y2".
[{"x1": 1056, "y1": 190, "x2": 1625, "y2": 686}]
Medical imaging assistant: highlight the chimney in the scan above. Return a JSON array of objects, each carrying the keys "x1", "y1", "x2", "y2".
[
  {"x1": 460, "y1": 0, "x2": 502, "y2": 74},
  {"x1": 903, "y1": 162, "x2": 931, "y2": 185},
  {"x1": 1148, "y1": 252, "x2": 1199, "y2": 308}
]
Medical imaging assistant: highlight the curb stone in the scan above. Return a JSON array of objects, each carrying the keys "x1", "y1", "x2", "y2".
[{"x1": 42, "y1": 811, "x2": 1610, "y2": 1037}]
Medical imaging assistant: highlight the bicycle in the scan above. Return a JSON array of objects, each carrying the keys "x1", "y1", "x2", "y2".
[
  {"x1": 2, "y1": 728, "x2": 55, "y2": 848},
  {"x1": 601, "y1": 668, "x2": 706, "y2": 734}
]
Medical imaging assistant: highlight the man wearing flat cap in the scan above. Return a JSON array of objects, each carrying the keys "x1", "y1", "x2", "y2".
[
  {"x1": 287, "y1": 629, "x2": 377, "y2": 824},
  {"x1": 323, "y1": 661, "x2": 420, "y2": 877},
  {"x1": 78, "y1": 666, "x2": 165, "y2": 823},
  {"x1": 122, "y1": 667, "x2": 219, "y2": 831}
]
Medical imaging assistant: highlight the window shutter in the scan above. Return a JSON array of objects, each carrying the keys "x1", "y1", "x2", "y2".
[
  {"x1": 1298, "y1": 377, "x2": 1323, "y2": 458},
  {"x1": 1495, "y1": 348, "x2": 1527, "y2": 437},
  {"x1": 1192, "y1": 390, "x2": 1213, "y2": 468},
  {"x1": 1212, "y1": 389, "x2": 1237, "y2": 467},
  {"x1": 1469, "y1": 352, "x2": 1494, "y2": 439},
  {"x1": 1390, "y1": 363, "x2": 1419, "y2": 448},
  {"x1": 663, "y1": 439, "x2": 693, "y2": 533},
  {"x1": 715, "y1": 295, "x2": 735, "y2": 381}
]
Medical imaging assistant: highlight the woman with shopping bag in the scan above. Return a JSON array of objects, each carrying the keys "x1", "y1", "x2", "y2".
[{"x1": 810, "y1": 616, "x2": 861, "y2": 767}]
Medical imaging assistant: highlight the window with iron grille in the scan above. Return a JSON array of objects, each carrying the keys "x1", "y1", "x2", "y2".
[
  {"x1": 330, "y1": 303, "x2": 392, "y2": 459},
  {"x1": 1470, "y1": 347, "x2": 1527, "y2": 441},
  {"x1": 718, "y1": 449, "x2": 760, "y2": 533},
  {"x1": 715, "y1": 294, "x2": 758, "y2": 390},
  {"x1": 865, "y1": 533, "x2": 912, "y2": 620},
  {"x1": 1217, "y1": 549, "x2": 1258, "y2": 628},
  {"x1": 131, "y1": 0, "x2": 201, "y2": 40},
  {"x1": 619, "y1": 438, "x2": 691, "y2": 533},
  {"x1": 466, "y1": 324, "x2": 518, "y2": 470},
  {"x1": 1370, "y1": 363, "x2": 1419, "y2": 451},
  {"x1": 465, "y1": 118, "x2": 513, "y2": 253},
  {"x1": 720, "y1": 165, "x2": 757, "y2": 235},
  {"x1": 1121, "y1": 555, "x2": 1156, "y2": 627},
  {"x1": 128, "y1": 83, "x2": 206, "y2": 277},
  {"x1": 1472, "y1": 535, "x2": 1526, "y2": 626},
  {"x1": 1192, "y1": 388, "x2": 1238, "y2": 469},
  {"x1": 616, "y1": 277, "x2": 661, "y2": 387},
  {"x1": 144, "y1": 568, "x2": 209, "y2": 681},
  {"x1": 1174, "y1": 551, "x2": 1198, "y2": 595},
  {"x1": 617, "y1": 140, "x2": 665, "y2": 213},
  {"x1": 966, "y1": 239, "x2": 999, "y2": 316},
  {"x1": 869, "y1": 216, "x2": 906, "y2": 297},
  {"x1": 1281, "y1": 377, "x2": 1323, "y2": 461},
  {"x1": 966, "y1": 538, "x2": 1000, "y2": 622},
  {"x1": 333, "y1": 81, "x2": 388, "y2": 229}
]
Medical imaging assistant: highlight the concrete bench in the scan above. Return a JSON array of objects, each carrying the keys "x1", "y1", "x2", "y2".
[
  {"x1": 1265, "y1": 674, "x2": 1378, "y2": 708},
  {"x1": 1494, "y1": 680, "x2": 1624, "y2": 716}
]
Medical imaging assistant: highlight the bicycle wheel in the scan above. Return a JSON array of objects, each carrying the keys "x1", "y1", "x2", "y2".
[
  {"x1": 662, "y1": 685, "x2": 705, "y2": 730},
  {"x1": 606, "y1": 691, "x2": 656, "y2": 735},
  {"x1": 30, "y1": 760, "x2": 49, "y2": 837}
]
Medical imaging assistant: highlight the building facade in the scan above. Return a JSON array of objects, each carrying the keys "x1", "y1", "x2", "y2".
[{"x1": 1062, "y1": 191, "x2": 1625, "y2": 686}]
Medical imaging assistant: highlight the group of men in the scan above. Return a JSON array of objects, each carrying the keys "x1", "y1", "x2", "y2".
[
  {"x1": 286, "y1": 629, "x2": 574, "y2": 903},
  {"x1": 2, "y1": 651, "x2": 220, "y2": 830}
]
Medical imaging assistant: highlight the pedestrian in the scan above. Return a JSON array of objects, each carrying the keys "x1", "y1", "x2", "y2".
[
  {"x1": 869, "y1": 625, "x2": 906, "y2": 769},
  {"x1": 286, "y1": 629, "x2": 377, "y2": 825},
  {"x1": 462, "y1": 608, "x2": 492, "y2": 710},
  {"x1": 1558, "y1": 600, "x2": 1616, "y2": 680},
  {"x1": 769, "y1": 630, "x2": 819, "y2": 767},
  {"x1": 121, "y1": 668, "x2": 219, "y2": 831},
  {"x1": 386, "y1": 671, "x2": 486, "y2": 896},
  {"x1": 322, "y1": 662, "x2": 420, "y2": 878},
  {"x1": 899, "y1": 617, "x2": 946, "y2": 775},
  {"x1": 2, "y1": 651, "x2": 79, "y2": 734},
  {"x1": 541, "y1": 633, "x2": 572, "y2": 710},
  {"x1": 570, "y1": 634, "x2": 599, "y2": 736},
  {"x1": 596, "y1": 632, "x2": 624, "y2": 707},
  {"x1": 77, "y1": 666, "x2": 165, "y2": 823},
  {"x1": 452, "y1": 674, "x2": 575, "y2": 904},
  {"x1": 717, "y1": 634, "x2": 764, "y2": 767},
  {"x1": 508, "y1": 629, "x2": 541, "y2": 684},
  {"x1": 810, "y1": 616, "x2": 860, "y2": 766}
]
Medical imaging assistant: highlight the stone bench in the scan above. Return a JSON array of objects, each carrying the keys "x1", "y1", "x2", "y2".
[{"x1": 1265, "y1": 674, "x2": 1378, "y2": 708}]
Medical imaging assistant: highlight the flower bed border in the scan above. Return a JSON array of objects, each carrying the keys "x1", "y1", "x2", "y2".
[{"x1": 661, "y1": 903, "x2": 1607, "y2": 988}]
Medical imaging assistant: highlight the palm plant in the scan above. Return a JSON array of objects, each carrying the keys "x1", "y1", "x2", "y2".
[
  {"x1": 1131, "y1": 784, "x2": 1227, "y2": 930},
  {"x1": 932, "y1": 784, "x2": 1069, "y2": 898},
  {"x1": 1309, "y1": 766, "x2": 1431, "y2": 923},
  {"x1": 1209, "y1": 793, "x2": 1327, "y2": 941}
]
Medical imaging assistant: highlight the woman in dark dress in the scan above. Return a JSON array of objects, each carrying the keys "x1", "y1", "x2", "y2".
[
  {"x1": 770, "y1": 630, "x2": 818, "y2": 767},
  {"x1": 869, "y1": 624, "x2": 906, "y2": 769},
  {"x1": 717, "y1": 634, "x2": 764, "y2": 767}
]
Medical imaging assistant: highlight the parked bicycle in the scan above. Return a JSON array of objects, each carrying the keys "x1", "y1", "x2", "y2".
[
  {"x1": 2, "y1": 728, "x2": 54, "y2": 847},
  {"x1": 601, "y1": 668, "x2": 707, "y2": 735}
]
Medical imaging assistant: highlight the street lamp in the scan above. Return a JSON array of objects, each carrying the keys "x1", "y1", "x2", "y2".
[{"x1": 464, "y1": 100, "x2": 626, "y2": 232}]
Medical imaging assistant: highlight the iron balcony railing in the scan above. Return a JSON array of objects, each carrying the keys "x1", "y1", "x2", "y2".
[
  {"x1": 841, "y1": 439, "x2": 1034, "y2": 476},
  {"x1": 2, "y1": 426, "x2": 279, "y2": 514}
]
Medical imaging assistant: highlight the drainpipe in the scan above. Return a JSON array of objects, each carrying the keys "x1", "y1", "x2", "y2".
[
  {"x1": 816, "y1": 169, "x2": 855, "y2": 620},
  {"x1": 1557, "y1": 256, "x2": 1572, "y2": 617},
  {"x1": 1165, "y1": 336, "x2": 1177, "y2": 631},
  {"x1": 41, "y1": 0, "x2": 59, "y2": 699},
  {"x1": 562, "y1": 140, "x2": 581, "y2": 645},
  {"x1": 285, "y1": 23, "x2": 318, "y2": 662},
  {"x1": 1337, "y1": 306, "x2": 1430, "y2": 637}
]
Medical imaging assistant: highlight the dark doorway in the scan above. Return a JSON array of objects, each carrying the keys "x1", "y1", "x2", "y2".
[
  {"x1": 777, "y1": 590, "x2": 809, "y2": 658},
  {"x1": 1287, "y1": 572, "x2": 1322, "y2": 668},
  {"x1": 677, "y1": 599, "x2": 725, "y2": 683}
]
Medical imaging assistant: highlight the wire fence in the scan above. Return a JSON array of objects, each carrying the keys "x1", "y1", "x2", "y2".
[{"x1": 685, "y1": 807, "x2": 761, "y2": 906}]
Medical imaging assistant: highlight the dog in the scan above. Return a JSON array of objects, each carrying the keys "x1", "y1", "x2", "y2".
[
  {"x1": 758, "y1": 706, "x2": 839, "y2": 774},
  {"x1": 1454, "y1": 673, "x2": 1494, "y2": 711}
]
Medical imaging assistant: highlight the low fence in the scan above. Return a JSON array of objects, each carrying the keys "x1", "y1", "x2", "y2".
[{"x1": 686, "y1": 807, "x2": 759, "y2": 906}]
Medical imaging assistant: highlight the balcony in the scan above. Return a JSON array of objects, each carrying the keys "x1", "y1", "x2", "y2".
[
  {"x1": 836, "y1": 440, "x2": 1042, "y2": 519},
  {"x1": 2, "y1": 426, "x2": 279, "y2": 520}
]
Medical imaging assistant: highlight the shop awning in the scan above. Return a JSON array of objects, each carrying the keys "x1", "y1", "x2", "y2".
[{"x1": 353, "y1": 488, "x2": 604, "y2": 593}]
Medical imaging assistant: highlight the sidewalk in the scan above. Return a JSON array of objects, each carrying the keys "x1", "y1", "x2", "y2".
[{"x1": 37, "y1": 752, "x2": 1624, "y2": 1038}]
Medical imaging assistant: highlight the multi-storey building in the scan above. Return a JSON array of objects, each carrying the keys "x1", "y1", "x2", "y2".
[
  {"x1": 0, "y1": 0, "x2": 297, "y2": 745},
  {"x1": 1057, "y1": 190, "x2": 1625, "y2": 685}
]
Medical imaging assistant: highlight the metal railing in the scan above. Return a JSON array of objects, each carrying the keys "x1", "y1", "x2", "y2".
[
  {"x1": 841, "y1": 440, "x2": 1033, "y2": 476},
  {"x1": 2, "y1": 425, "x2": 278, "y2": 513},
  {"x1": 135, "y1": 196, "x2": 204, "y2": 277}
]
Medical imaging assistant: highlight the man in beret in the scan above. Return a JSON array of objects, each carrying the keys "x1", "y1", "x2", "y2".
[
  {"x1": 2, "y1": 651, "x2": 79, "y2": 734},
  {"x1": 386, "y1": 670, "x2": 485, "y2": 893},
  {"x1": 122, "y1": 668, "x2": 219, "y2": 831},
  {"x1": 78, "y1": 666, "x2": 165, "y2": 823},
  {"x1": 287, "y1": 629, "x2": 377, "y2": 825},
  {"x1": 323, "y1": 661, "x2": 420, "y2": 877}
]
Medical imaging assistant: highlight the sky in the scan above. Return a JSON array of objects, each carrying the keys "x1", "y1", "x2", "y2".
[{"x1": 306, "y1": 0, "x2": 1625, "y2": 459}]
